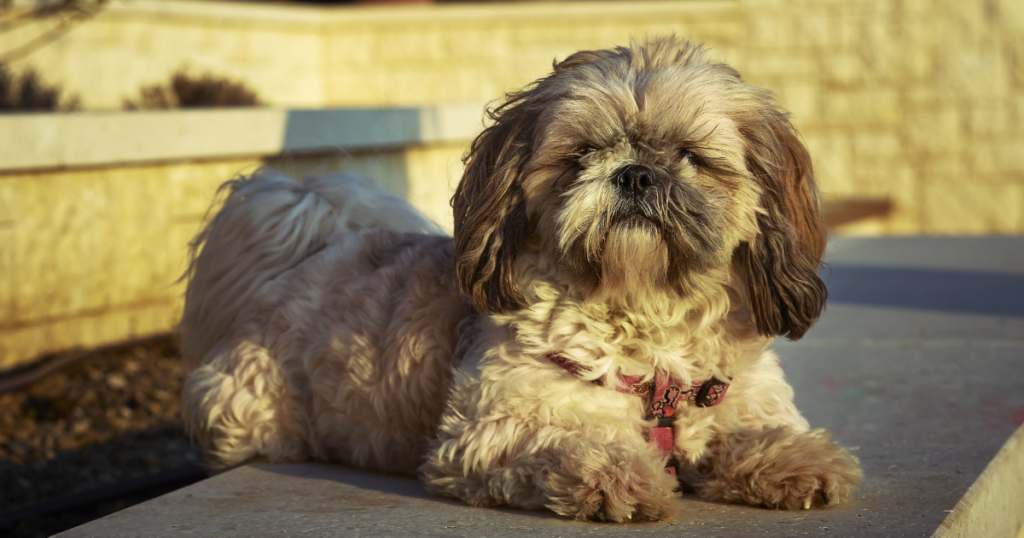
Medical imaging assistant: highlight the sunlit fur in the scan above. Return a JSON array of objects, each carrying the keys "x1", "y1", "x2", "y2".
[{"x1": 180, "y1": 36, "x2": 860, "y2": 522}]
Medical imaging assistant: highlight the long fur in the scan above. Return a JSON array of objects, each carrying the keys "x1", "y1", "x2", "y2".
[
  {"x1": 179, "y1": 170, "x2": 442, "y2": 370},
  {"x1": 180, "y1": 36, "x2": 860, "y2": 522}
]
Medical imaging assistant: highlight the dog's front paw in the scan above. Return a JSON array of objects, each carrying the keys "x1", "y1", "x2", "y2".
[
  {"x1": 688, "y1": 427, "x2": 862, "y2": 510},
  {"x1": 755, "y1": 439, "x2": 861, "y2": 510},
  {"x1": 545, "y1": 449, "x2": 678, "y2": 523}
]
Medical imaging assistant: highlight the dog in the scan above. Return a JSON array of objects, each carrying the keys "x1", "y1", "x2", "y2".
[{"x1": 179, "y1": 36, "x2": 861, "y2": 522}]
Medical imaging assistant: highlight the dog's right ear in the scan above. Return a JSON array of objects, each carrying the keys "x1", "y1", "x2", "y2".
[
  {"x1": 737, "y1": 117, "x2": 827, "y2": 341},
  {"x1": 453, "y1": 95, "x2": 538, "y2": 314}
]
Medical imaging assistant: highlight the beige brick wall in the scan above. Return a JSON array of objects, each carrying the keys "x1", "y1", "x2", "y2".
[
  {"x1": 733, "y1": 0, "x2": 1024, "y2": 235},
  {"x1": 3, "y1": 0, "x2": 1023, "y2": 368},
  {"x1": 6, "y1": 0, "x2": 1021, "y2": 235},
  {"x1": 0, "y1": 159, "x2": 248, "y2": 367},
  {"x1": 0, "y1": 1, "x2": 741, "y2": 109},
  {"x1": 317, "y1": 2, "x2": 741, "y2": 107},
  {"x1": 0, "y1": 145, "x2": 460, "y2": 370}
]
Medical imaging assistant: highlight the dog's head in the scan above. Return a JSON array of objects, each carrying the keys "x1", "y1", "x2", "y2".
[{"x1": 453, "y1": 36, "x2": 826, "y2": 340}]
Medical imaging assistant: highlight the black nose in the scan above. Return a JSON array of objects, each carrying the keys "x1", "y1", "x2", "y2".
[{"x1": 614, "y1": 165, "x2": 654, "y2": 197}]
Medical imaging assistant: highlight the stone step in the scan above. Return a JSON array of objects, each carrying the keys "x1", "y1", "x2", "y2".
[{"x1": 57, "y1": 237, "x2": 1024, "y2": 537}]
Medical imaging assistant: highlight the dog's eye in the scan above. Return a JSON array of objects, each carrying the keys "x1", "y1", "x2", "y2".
[
  {"x1": 577, "y1": 145, "x2": 599, "y2": 160},
  {"x1": 679, "y1": 148, "x2": 699, "y2": 168}
]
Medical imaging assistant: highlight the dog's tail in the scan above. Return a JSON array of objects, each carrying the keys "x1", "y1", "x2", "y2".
[{"x1": 178, "y1": 169, "x2": 442, "y2": 371}]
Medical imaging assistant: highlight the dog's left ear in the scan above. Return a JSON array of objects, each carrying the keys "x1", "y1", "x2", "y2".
[
  {"x1": 738, "y1": 117, "x2": 828, "y2": 340},
  {"x1": 452, "y1": 96, "x2": 537, "y2": 314}
]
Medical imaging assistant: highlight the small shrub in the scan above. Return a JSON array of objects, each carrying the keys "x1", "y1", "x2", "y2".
[
  {"x1": 124, "y1": 69, "x2": 262, "y2": 109},
  {"x1": 0, "y1": 63, "x2": 80, "y2": 112}
]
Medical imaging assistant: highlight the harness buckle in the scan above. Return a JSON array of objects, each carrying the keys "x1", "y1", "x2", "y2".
[{"x1": 694, "y1": 376, "x2": 728, "y2": 407}]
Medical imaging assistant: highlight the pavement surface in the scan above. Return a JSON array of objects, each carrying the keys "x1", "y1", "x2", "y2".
[{"x1": 57, "y1": 237, "x2": 1024, "y2": 538}]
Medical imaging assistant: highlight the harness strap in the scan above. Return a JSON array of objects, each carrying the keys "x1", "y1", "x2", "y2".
[{"x1": 547, "y1": 352, "x2": 730, "y2": 476}]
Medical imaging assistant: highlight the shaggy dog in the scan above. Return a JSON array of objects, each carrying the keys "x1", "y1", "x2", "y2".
[{"x1": 180, "y1": 36, "x2": 861, "y2": 522}]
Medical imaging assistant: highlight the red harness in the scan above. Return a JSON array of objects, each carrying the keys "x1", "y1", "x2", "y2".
[{"x1": 547, "y1": 352, "x2": 730, "y2": 476}]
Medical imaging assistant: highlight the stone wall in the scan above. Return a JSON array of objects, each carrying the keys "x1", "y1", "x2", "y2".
[
  {"x1": 5, "y1": 0, "x2": 1022, "y2": 235},
  {"x1": 0, "y1": 106, "x2": 471, "y2": 369},
  {"x1": 736, "y1": 0, "x2": 1024, "y2": 235},
  {"x1": 2, "y1": 0, "x2": 1023, "y2": 368},
  {"x1": 0, "y1": 159, "x2": 251, "y2": 367}
]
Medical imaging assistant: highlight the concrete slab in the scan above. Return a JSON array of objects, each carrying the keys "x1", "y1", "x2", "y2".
[
  {"x1": 57, "y1": 237, "x2": 1024, "y2": 537},
  {"x1": 0, "y1": 105, "x2": 483, "y2": 172}
]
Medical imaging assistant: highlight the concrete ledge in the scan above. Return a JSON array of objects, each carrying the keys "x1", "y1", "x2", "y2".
[
  {"x1": 55, "y1": 237, "x2": 1024, "y2": 537},
  {"x1": 933, "y1": 424, "x2": 1024, "y2": 538},
  {"x1": 0, "y1": 106, "x2": 479, "y2": 370},
  {"x1": 0, "y1": 105, "x2": 484, "y2": 172}
]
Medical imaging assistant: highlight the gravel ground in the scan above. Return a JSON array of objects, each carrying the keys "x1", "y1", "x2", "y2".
[{"x1": 0, "y1": 338, "x2": 204, "y2": 537}]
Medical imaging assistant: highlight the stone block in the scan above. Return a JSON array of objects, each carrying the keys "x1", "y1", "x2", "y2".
[
  {"x1": 22, "y1": 8, "x2": 324, "y2": 109},
  {"x1": 922, "y1": 179, "x2": 1023, "y2": 233},
  {"x1": 898, "y1": 0, "x2": 933, "y2": 17},
  {"x1": 822, "y1": 51, "x2": 866, "y2": 87},
  {"x1": 897, "y1": 20, "x2": 936, "y2": 81},
  {"x1": 993, "y1": 140, "x2": 1024, "y2": 174},
  {"x1": 969, "y1": 143, "x2": 1004, "y2": 175},
  {"x1": 377, "y1": 27, "x2": 446, "y2": 64},
  {"x1": 803, "y1": 133, "x2": 856, "y2": 196},
  {"x1": 832, "y1": 13, "x2": 862, "y2": 50},
  {"x1": 819, "y1": 90, "x2": 900, "y2": 127},
  {"x1": 387, "y1": 69, "x2": 468, "y2": 105},
  {"x1": 741, "y1": 52, "x2": 816, "y2": 82},
  {"x1": 967, "y1": 102, "x2": 1014, "y2": 136},
  {"x1": 685, "y1": 20, "x2": 741, "y2": 49},
  {"x1": 402, "y1": 143, "x2": 467, "y2": 232},
  {"x1": 865, "y1": 19, "x2": 936, "y2": 83},
  {"x1": 942, "y1": 51, "x2": 1012, "y2": 100},
  {"x1": 167, "y1": 159, "x2": 262, "y2": 220},
  {"x1": 777, "y1": 84, "x2": 819, "y2": 124},
  {"x1": 901, "y1": 87, "x2": 945, "y2": 110},
  {"x1": 747, "y1": 12, "x2": 794, "y2": 51},
  {"x1": 917, "y1": 155, "x2": 968, "y2": 182},
  {"x1": 794, "y1": 10, "x2": 836, "y2": 49},
  {"x1": 998, "y1": 0, "x2": 1024, "y2": 32},
  {"x1": 324, "y1": 72, "x2": 388, "y2": 107},
  {"x1": 852, "y1": 163, "x2": 920, "y2": 234},
  {"x1": 937, "y1": 0, "x2": 990, "y2": 34},
  {"x1": 0, "y1": 300, "x2": 177, "y2": 371},
  {"x1": 853, "y1": 130, "x2": 903, "y2": 161},
  {"x1": 904, "y1": 108, "x2": 962, "y2": 154},
  {"x1": 325, "y1": 30, "x2": 379, "y2": 67},
  {"x1": 0, "y1": 157, "x2": 254, "y2": 367}
]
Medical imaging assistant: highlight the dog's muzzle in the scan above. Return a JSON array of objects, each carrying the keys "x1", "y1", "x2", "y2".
[
  {"x1": 610, "y1": 164, "x2": 662, "y2": 228},
  {"x1": 613, "y1": 164, "x2": 655, "y2": 199}
]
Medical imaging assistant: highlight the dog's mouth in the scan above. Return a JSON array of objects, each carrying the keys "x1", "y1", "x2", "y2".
[
  {"x1": 614, "y1": 213, "x2": 658, "y2": 229},
  {"x1": 610, "y1": 202, "x2": 666, "y2": 232}
]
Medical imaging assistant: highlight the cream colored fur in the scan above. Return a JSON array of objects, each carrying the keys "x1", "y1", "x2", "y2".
[{"x1": 180, "y1": 37, "x2": 861, "y2": 523}]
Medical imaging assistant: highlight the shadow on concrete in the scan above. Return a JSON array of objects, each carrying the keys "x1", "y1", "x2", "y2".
[
  {"x1": 256, "y1": 463, "x2": 568, "y2": 522},
  {"x1": 282, "y1": 109, "x2": 428, "y2": 153},
  {"x1": 275, "y1": 109, "x2": 429, "y2": 201},
  {"x1": 823, "y1": 265, "x2": 1024, "y2": 317},
  {"x1": 259, "y1": 463, "x2": 436, "y2": 500}
]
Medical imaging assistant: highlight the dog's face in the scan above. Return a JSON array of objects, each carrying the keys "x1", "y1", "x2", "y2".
[{"x1": 453, "y1": 37, "x2": 827, "y2": 340}]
